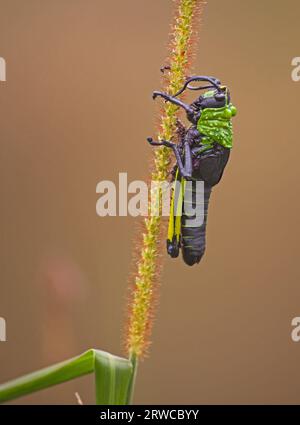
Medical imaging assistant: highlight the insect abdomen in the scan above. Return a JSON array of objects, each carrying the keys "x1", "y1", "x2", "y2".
[{"x1": 181, "y1": 181, "x2": 212, "y2": 266}]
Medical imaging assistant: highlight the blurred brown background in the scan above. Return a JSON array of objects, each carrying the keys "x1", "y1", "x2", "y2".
[{"x1": 0, "y1": 0, "x2": 299, "y2": 404}]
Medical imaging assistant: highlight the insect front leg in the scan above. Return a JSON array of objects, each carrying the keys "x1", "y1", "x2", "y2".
[
  {"x1": 146, "y1": 138, "x2": 175, "y2": 148},
  {"x1": 182, "y1": 140, "x2": 192, "y2": 179},
  {"x1": 147, "y1": 137, "x2": 193, "y2": 180},
  {"x1": 152, "y1": 91, "x2": 194, "y2": 115}
]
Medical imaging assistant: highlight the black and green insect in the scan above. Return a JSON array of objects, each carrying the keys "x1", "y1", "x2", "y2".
[{"x1": 147, "y1": 75, "x2": 237, "y2": 266}]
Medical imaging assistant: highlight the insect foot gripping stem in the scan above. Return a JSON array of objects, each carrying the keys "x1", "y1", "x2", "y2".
[{"x1": 167, "y1": 237, "x2": 180, "y2": 258}]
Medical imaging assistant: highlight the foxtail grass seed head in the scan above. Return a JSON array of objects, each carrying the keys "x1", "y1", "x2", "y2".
[{"x1": 126, "y1": 0, "x2": 206, "y2": 359}]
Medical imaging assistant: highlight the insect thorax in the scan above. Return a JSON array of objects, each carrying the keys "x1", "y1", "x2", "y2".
[{"x1": 196, "y1": 102, "x2": 237, "y2": 150}]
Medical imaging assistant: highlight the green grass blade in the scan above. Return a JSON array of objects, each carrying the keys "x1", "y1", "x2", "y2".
[
  {"x1": 94, "y1": 350, "x2": 132, "y2": 405},
  {"x1": 0, "y1": 349, "x2": 132, "y2": 405},
  {"x1": 0, "y1": 349, "x2": 95, "y2": 403}
]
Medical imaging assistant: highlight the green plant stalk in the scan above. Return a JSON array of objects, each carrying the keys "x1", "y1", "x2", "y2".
[
  {"x1": 126, "y1": 352, "x2": 138, "y2": 405},
  {"x1": 94, "y1": 351, "x2": 133, "y2": 405}
]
